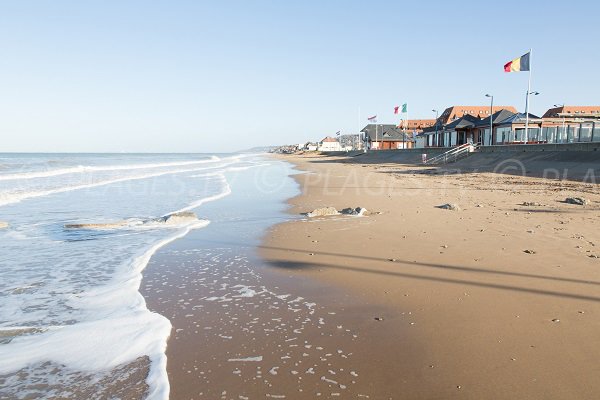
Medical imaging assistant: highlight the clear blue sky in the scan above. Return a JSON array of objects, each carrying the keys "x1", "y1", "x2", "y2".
[{"x1": 1, "y1": 0, "x2": 598, "y2": 152}]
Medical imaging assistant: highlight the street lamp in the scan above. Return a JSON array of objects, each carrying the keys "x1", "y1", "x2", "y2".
[
  {"x1": 432, "y1": 109, "x2": 439, "y2": 147},
  {"x1": 524, "y1": 91, "x2": 540, "y2": 144},
  {"x1": 485, "y1": 94, "x2": 494, "y2": 145}
]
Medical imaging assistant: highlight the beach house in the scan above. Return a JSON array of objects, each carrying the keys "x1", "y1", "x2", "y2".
[
  {"x1": 361, "y1": 124, "x2": 414, "y2": 150},
  {"x1": 318, "y1": 137, "x2": 342, "y2": 152}
]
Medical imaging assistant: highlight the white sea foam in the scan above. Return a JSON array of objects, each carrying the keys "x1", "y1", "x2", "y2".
[
  {"x1": 232, "y1": 285, "x2": 257, "y2": 298},
  {"x1": 0, "y1": 162, "x2": 233, "y2": 208},
  {"x1": 0, "y1": 156, "x2": 221, "y2": 181},
  {"x1": 0, "y1": 154, "x2": 268, "y2": 399},
  {"x1": 228, "y1": 356, "x2": 263, "y2": 362},
  {"x1": 173, "y1": 173, "x2": 232, "y2": 213},
  {"x1": 0, "y1": 218, "x2": 209, "y2": 399}
]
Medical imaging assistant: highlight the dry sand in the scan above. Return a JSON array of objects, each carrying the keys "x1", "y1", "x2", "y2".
[{"x1": 261, "y1": 152, "x2": 600, "y2": 399}]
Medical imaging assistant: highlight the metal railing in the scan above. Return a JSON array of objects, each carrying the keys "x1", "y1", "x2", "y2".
[{"x1": 424, "y1": 143, "x2": 478, "y2": 165}]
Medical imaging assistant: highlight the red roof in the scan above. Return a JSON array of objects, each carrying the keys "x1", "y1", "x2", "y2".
[
  {"x1": 542, "y1": 106, "x2": 600, "y2": 118},
  {"x1": 438, "y1": 105, "x2": 518, "y2": 125}
]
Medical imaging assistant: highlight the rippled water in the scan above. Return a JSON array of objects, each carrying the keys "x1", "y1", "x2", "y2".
[{"x1": 0, "y1": 153, "x2": 271, "y2": 399}]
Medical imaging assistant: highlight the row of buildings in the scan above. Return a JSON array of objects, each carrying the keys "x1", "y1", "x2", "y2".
[
  {"x1": 417, "y1": 105, "x2": 600, "y2": 148},
  {"x1": 304, "y1": 105, "x2": 600, "y2": 152}
]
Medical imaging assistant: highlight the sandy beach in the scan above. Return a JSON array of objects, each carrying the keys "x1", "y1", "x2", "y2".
[{"x1": 260, "y1": 152, "x2": 600, "y2": 399}]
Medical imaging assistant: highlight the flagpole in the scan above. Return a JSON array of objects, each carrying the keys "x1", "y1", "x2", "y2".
[
  {"x1": 358, "y1": 106, "x2": 361, "y2": 150},
  {"x1": 404, "y1": 106, "x2": 407, "y2": 149},
  {"x1": 524, "y1": 48, "x2": 532, "y2": 144}
]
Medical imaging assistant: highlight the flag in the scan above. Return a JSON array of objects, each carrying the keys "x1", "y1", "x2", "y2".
[
  {"x1": 394, "y1": 106, "x2": 400, "y2": 114},
  {"x1": 367, "y1": 115, "x2": 377, "y2": 122},
  {"x1": 335, "y1": 131, "x2": 341, "y2": 136},
  {"x1": 504, "y1": 52, "x2": 530, "y2": 72},
  {"x1": 402, "y1": 103, "x2": 407, "y2": 113}
]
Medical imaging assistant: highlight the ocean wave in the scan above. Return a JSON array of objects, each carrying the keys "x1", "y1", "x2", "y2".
[
  {"x1": 0, "y1": 154, "x2": 258, "y2": 399},
  {"x1": 174, "y1": 173, "x2": 232, "y2": 213},
  {"x1": 0, "y1": 156, "x2": 221, "y2": 182},
  {"x1": 0, "y1": 218, "x2": 210, "y2": 400},
  {"x1": 0, "y1": 161, "x2": 235, "y2": 208}
]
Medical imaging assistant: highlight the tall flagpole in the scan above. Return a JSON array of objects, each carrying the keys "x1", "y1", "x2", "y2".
[
  {"x1": 524, "y1": 48, "x2": 532, "y2": 144},
  {"x1": 358, "y1": 106, "x2": 361, "y2": 150},
  {"x1": 404, "y1": 105, "x2": 408, "y2": 149}
]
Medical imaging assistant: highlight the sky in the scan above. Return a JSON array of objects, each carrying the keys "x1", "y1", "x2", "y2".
[{"x1": 0, "y1": 0, "x2": 598, "y2": 153}]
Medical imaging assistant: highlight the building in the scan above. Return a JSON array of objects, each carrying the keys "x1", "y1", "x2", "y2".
[
  {"x1": 473, "y1": 109, "x2": 519, "y2": 145},
  {"x1": 542, "y1": 106, "x2": 600, "y2": 118},
  {"x1": 421, "y1": 109, "x2": 543, "y2": 147},
  {"x1": 492, "y1": 113, "x2": 543, "y2": 144},
  {"x1": 304, "y1": 142, "x2": 318, "y2": 151},
  {"x1": 361, "y1": 124, "x2": 414, "y2": 150},
  {"x1": 399, "y1": 119, "x2": 436, "y2": 133},
  {"x1": 436, "y1": 105, "x2": 518, "y2": 125},
  {"x1": 540, "y1": 106, "x2": 600, "y2": 143},
  {"x1": 318, "y1": 136, "x2": 342, "y2": 151},
  {"x1": 339, "y1": 134, "x2": 362, "y2": 151},
  {"x1": 439, "y1": 114, "x2": 480, "y2": 147},
  {"x1": 418, "y1": 105, "x2": 600, "y2": 148}
]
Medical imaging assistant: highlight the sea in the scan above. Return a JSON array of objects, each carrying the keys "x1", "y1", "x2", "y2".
[{"x1": 0, "y1": 153, "x2": 298, "y2": 399}]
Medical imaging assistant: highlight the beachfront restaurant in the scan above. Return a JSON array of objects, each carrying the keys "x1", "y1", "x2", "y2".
[
  {"x1": 538, "y1": 107, "x2": 600, "y2": 144},
  {"x1": 417, "y1": 105, "x2": 600, "y2": 148},
  {"x1": 472, "y1": 109, "x2": 519, "y2": 146},
  {"x1": 440, "y1": 114, "x2": 480, "y2": 147},
  {"x1": 492, "y1": 113, "x2": 543, "y2": 144},
  {"x1": 420, "y1": 115, "x2": 479, "y2": 148}
]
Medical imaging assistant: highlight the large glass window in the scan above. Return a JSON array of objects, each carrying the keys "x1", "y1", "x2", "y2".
[
  {"x1": 580, "y1": 126, "x2": 592, "y2": 142},
  {"x1": 593, "y1": 126, "x2": 600, "y2": 142},
  {"x1": 496, "y1": 127, "x2": 511, "y2": 144}
]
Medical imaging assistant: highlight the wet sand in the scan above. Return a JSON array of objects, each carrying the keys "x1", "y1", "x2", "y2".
[
  {"x1": 141, "y1": 230, "x2": 417, "y2": 399},
  {"x1": 260, "y1": 153, "x2": 600, "y2": 399},
  {"x1": 140, "y1": 160, "x2": 425, "y2": 399}
]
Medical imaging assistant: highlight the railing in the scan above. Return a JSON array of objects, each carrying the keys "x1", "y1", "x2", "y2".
[{"x1": 424, "y1": 142, "x2": 478, "y2": 165}]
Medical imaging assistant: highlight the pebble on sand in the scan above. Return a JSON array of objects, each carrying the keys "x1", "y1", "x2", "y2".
[
  {"x1": 565, "y1": 197, "x2": 589, "y2": 205},
  {"x1": 436, "y1": 203, "x2": 461, "y2": 211},
  {"x1": 304, "y1": 206, "x2": 369, "y2": 217},
  {"x1": 304, "y1": 207, "x2": 339, "y2": 218}
]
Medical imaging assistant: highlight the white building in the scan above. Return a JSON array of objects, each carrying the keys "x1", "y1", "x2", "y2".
[
  {"x1": 318, "y1": 137, "x2": 341, "y2": 151},
  {"x1": 304, "y1": 142, "x2": 318, "y2": 151}
]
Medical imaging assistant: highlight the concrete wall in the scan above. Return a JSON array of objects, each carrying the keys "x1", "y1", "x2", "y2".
[
  {"x1": 477, "y1": 142, "x2": 600, "y2": 153},
  {"x1": 318, "y1": 147, "x2": 454, "y2": 164}
]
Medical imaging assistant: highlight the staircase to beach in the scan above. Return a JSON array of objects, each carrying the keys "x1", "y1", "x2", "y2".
[{"x1": 424, "y1": 143, "x2": 479, "y2": 165}]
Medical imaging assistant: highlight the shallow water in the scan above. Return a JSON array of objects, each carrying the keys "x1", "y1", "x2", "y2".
[{"x1": 0, "y1": 153, "x2": 280, "y2": 399}]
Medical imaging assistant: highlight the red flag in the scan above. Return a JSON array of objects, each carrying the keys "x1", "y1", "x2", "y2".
[{"x1": 394, "y1": 106, "x2": 400, "y2": 114}]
